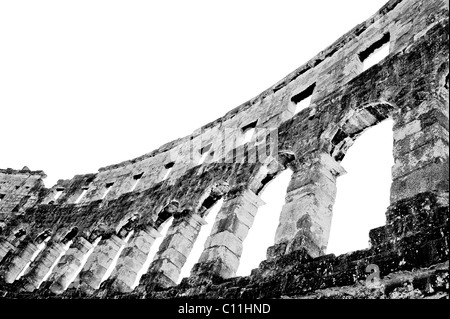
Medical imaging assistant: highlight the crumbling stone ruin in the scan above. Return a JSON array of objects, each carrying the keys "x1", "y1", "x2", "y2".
[{"x1": 0, "y1": 0, "x2": 448, "y2": 299}]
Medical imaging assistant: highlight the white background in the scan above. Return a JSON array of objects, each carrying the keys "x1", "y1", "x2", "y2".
[{"x1": 0, "y1": 0, "x2": 393, "y2": 278}]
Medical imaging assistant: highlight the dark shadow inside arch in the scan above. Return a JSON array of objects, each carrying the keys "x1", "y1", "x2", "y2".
[{"x1": 62, "y1": 227, "x2": 78, "y2": 244}]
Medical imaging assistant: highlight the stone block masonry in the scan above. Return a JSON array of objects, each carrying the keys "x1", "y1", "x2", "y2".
[{"x1": 0, "y1": 0, "x2": 448, "y2": 299}]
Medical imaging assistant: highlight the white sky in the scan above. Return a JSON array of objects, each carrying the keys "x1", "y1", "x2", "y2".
[{"x1": 0, "y1": 0, "x2": 392, "y2": 278}]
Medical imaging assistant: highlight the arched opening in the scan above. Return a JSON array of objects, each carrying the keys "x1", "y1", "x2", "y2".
[
  {"x1": 14, "y1": 229, "x2": 26, "y2": 238},
  {"x1": 35, "y1": 230, "x2": 51, "y2": 244},
  {"x1": 177, "y1": 198, "x2": 224, "y2": 283},
  {"x1": 327, "y1": 119, "x2": 393, "y2": 255},
  {"x1": 116, "y1": 214, "x2": 139, "y2": 237},
  {"x1": 62, "y1": 227, "x2": 78, "y2": 244},
  {"x1": 131, "y1": 216, "x2": 174, "y2": 289},
  {"x1": 236, "y1": 168, "x2": 293, "y2": 276}
]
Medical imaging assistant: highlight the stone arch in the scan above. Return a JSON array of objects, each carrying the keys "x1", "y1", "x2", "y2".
[
  {"x1": 186, "y1": 155, "x2": 297, "y2": 280},
  {"x1": 115, "y1": 213, "x2": 140, "y2": 238},
  {"x1": 34, "y1": 229, "x2": 52, "y2": 245},
  {"x1": 317, "y1": 101, "x2": 395, "y2": 247},
  {"x1": 61, "y1": 227, "x2": 79, "y2": 244},
  {"x1": 239, "y1": 168, "x2": 295, "y2": 275},
  {"x1": 326, "y1": 117, "x2": 394, "y2": 255},
  {"x1": 189, "y1": 184, "x2": 265, "y2": 280},
  {"x1": 86, "y1": 222, "x2": 109, "y2": 242},
  {"x1": 171, "y1": 183, "x2": 231, "y2": 283},
  {"x1": 0, "y1": 228, "x2": 53, "y2": 283},
  {"x1": 248, "y1": 155, "x2": 287, "y2": 196},
  {"x1": 19, "y1": 226, "x2": 81, "y2": 292},
  {"x1": 13, "y1": 227, "x2": 27, "y2": 240},
  {"x1": 47, "y1": 231, "x2": 103, "y2": 295},
  {"x1": 195, "y1": 181, "x2": 230, "y2": 217},
  {"x1": 154, "y1": 200, "x2": 179, "y2": 231},
  {"x1": 321, "y1": 101, "x2": 396, "y2": 161},
  {"x1": 2, "y1": 220, "x2": 30, "y2": 241},
  {"x1": 272, "y1": 100, "x2": 396, "y2": 257}
]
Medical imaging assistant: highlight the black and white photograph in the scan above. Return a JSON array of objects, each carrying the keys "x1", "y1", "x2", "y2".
[{"x1": 0, "y1": 0, "x2": 448, "y2": 315}]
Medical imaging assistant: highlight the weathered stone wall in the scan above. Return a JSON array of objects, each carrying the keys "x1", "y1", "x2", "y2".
[{"x1": 0, "y1": 0, "x2": 448, "y2": 299}]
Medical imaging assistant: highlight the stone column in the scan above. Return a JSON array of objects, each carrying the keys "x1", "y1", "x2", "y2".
[
  {"x1": 1, "y1": 241, "x2": 41, "y2": 283},
  {"x1": 142, "y1": 214, "x2": 207, "y2": 287},
  {"x1": 194, "y1": 189, "x2": 265, "y2": 279},
  {"x1": 78, "y1": 234, "x2": 125, "y2": 291},
  {"x1": 0, "y1": 238, "x2": 15, "y2": 263},
  {"x1": 48, "y1": 237, "x2": 95, "y2": 294},
  {"x1": 273, "y1": 153, "x2": 346, "y2": 258},
  {"x1": 107, "y1": 226, "x2": 161, "y2": 293},
  {"x1": 390, "y1": 95, "x2": 449, "y2": 204},
  {"x1": 21, "y1": 241, "x2": 66, "y2": 291}
]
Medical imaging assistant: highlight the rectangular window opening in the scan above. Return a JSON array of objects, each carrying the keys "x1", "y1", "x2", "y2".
[
  {"x1": 241, "y1": 120, "x2": 258, "y2": 144},
  {"x1": 74, "y1": 187, "x2": 89, "y2": 204},
  {"x1": 54, "y1": 188, "x2": 64, "y2": 202},
  {"x1": 291, "y1": 83, "x2": 316, "y2": 115},
  {"x1": 163, "y1": 162, "x2": 175, "y2": 181},
  {"x1": 359, "y1": 33, "x2": 390, "y2": 71},
  {"x1": 101, "y1": 182, "x2": 114, "y2": 200},
  {"x1": 199, "y1": 144, "x2": 212, "y2": 165},
  {"x1": 15, "y1": 229, "x2": 26, "y2": 238},
  {"x1": 129, "y1": 173, "x2": 143, "y2": 192}
]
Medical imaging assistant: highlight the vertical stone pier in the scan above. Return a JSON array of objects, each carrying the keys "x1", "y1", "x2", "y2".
[
  {"x1": 78, "y1": 234, "x2": 125, "y2": 291},
  {"x1": 48, "y1": 236, "x2": 95, "y2": 294},
  {"x1": 391, "y1": 95, "x2": 449, "y2": 204},
  {"x1": 21, "y1": 241, "x2": 66, "y2": 291},
  {"x1": 0, "y1": 238, "x2": 16, "y2": 264},
  {"x1": 1, "y1": 241, "x2": 41, "y2": 284},
  {"x1": 141, "y1": 213, "x2": 207, "y2": 287},
  {"x1": 107, "y1": 226, "x2": 161, "y2": 292},
  {"x1": 193, "y1": 189, "x2": 265, "y2": 279},
  {"x1": 273, "y1": 153, "x2": 346, "y2": 258}
]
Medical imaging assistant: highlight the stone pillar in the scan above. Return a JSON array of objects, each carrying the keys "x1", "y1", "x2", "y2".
[
  {"x1": 78, "y1": 234, "x2": 125, "y2": 291},
  {"x1": 107, "y1": 226, "x2": 161, "y2": 293},
  {"x1": 0, "y1": 238, "x2": 15, "y2": 263},
  {"x1": 1, "y1": 241, "x2": 41, "y2": 283},
  {"x1": 273, "y1": 153, "x2": 346, "y2": 258},
  {"x1": 194, "y1": 189, "x2": 265, "y2": 279},
  {"x1": 143, "y1": 214, "x2": 206, "y2": 287},
  {"x1": 48, "y1": 237, "x2": 95, "y2": 294},
  {"x1": 390, "y1": 96, "x2": 449, "y2": 204},
  {"x1": 21, "y1": 241, "x2": 66, "y2": 291}
]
